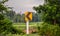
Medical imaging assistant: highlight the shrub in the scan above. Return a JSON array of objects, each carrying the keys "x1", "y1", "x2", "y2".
[
  {"x1": 37, "y1": 23, "x2": 60, "y2": 36},
  {"x1": 10, "y1": 27, "x2": 24, "y2": 34},
  {"x1": 0, "y1": 18, "x2": 12, "y2": 35}
]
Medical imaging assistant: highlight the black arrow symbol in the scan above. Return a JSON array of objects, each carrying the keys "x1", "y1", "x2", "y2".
[{"x1": 26, "y1": 12, "x2": 31, "y2": 20}]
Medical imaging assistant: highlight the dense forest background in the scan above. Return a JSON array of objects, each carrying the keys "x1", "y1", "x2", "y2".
[{"x1": 4, "y1": 8, "x2": 41, "y2": 23}]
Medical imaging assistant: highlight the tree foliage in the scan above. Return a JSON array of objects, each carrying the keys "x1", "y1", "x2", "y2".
[
  {"x1": 0, "y1": 0, "x2": 13, "y2": 35},
  {"x1": 33, "y1": 0, "x2": 60, "y2": 24}
]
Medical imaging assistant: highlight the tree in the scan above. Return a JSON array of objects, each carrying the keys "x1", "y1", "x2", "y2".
[
  {"x1": 0, "y1": 0, "x2": 13, "y2": 35},
  {"x1": 33, "y1": 0, "x2": 60, "y2": 25},
  {"x1": 5, "y1": 9, "x2": 16, "y2": 21},
  {"x1": 32, "y1": 13, "x2": 39, "y2": 22}
]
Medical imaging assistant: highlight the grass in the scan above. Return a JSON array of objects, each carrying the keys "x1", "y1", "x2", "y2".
[
  {"x1": 5, "y1": 22, "x2": 60, "y2": 36},
  {"x1": 12, "y1": 22, "x2": 42, "y2": 31},
  {"x1": 7, "y1": 22, "x2": 42, "y2": 36},
  {"x1": 0, "y1": 22, "x2": 59, "y2": 36},
  {"x1": 6, "y1": 34, "x2": 39, "y2": 36},
  {"x1": 6, "y1": 22, "x2": 43, "y2": 36}
]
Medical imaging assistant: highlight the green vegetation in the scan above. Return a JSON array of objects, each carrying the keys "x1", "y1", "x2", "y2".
[
  {"x1": 37, "y1": 23, "x2": 60, "y2": 36},
  {"x1": 33, "y1": 0, "x2": 60, "y2": 36},
  {"x1": 0, "y1": 0, "x2": 60, "y2": 36},
  {"x1": 33, "y1": 0, "x2": 60, "y2": 25},
  {"x1": 4, "y1": 22, "x2": 60, "y2": 36},
  {"x1": 0, "y1": 0, "x2": 13, "y2": 35}
]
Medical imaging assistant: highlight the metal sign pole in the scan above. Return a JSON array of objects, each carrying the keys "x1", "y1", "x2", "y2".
[{"x1": 26, "y1": 21, "x2": 29, "y2": 34}]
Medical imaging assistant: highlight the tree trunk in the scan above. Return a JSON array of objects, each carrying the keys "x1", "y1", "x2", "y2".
[{"x1": 54, "y1": 20, "x2": 56, "y2": 25}]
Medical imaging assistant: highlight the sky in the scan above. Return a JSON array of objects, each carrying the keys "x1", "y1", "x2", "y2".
[{"x1": 5, "y1": 0, "x2": 44, "y2": 14}]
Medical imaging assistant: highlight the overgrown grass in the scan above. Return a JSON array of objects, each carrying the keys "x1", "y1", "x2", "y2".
[
  {"x1": 5, "y1": 22, "x2": 60, "y2": 36},
  {"x1": 12, "y1": 22, "x2": 41, "y2": 31},
  {"x1": 6, "y1": 22, "x2": 42, "y2": 36},
  {"x1": 6, "y1": 33, "x2": 39, "y2": 36}
]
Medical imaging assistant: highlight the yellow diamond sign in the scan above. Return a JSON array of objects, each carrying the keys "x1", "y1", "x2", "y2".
[{"x1": 25, "y1": 11, "x2": 32, "y2": 22}]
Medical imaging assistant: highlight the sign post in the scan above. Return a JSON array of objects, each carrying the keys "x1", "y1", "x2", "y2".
[
  {"x1": 24, "y1": 11, "x2": 32, "y2": 34},
  {"x1": 26, "y1": 21, "x2": 29, "y2": 34}
]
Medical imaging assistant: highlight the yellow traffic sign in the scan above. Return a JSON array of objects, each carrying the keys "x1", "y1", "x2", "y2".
[{"x1": 25, "y1": 11, "x2": 32, "y2": 22}]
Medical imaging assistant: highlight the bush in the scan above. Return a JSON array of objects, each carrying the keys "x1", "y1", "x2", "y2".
[
  {"x1": 37, "y1": 23, "x2": 60, "y2": 36},
  {"x1": 10, "y1": 27, "x2": 24, "y2": 34},
  {"x1": 0, "y1": 18, "x2": 12, "y2": 35}
]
